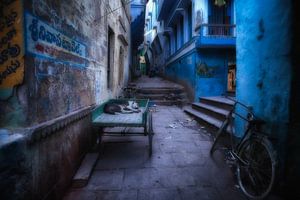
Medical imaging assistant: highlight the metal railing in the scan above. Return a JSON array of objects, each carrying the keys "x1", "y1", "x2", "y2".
[{"x1": 199, "y1": 24, "x2": 236, "y2": 37}]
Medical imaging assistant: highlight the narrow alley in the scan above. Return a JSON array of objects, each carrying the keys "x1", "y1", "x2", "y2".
[
  {"x1": 1, "y1": 0, "x2": 300, "y2": 200},
  {"x1": 64, "y1": 105, "x2": 245, "y2": 200}
]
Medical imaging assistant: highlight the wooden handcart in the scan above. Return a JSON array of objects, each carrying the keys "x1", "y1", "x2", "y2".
[{"x1": 92, "y1": 99, "x2": 154, "y2": 156}]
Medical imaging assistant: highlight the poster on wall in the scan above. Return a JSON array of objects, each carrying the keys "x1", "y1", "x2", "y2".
[
  {"x1": 0, "y1": 0, "x2": 24, "y2": 91},
  {"x1": 196, "y1": 62, "x2": 220, "y2": 78},
  {"x1": 25, "y1": 12, "x2": 87, "y2": 68}
]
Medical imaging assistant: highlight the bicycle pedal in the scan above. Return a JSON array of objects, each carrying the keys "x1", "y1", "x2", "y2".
[{"x1": 225, "y1": 152, "x2": 236, "y2": 162}]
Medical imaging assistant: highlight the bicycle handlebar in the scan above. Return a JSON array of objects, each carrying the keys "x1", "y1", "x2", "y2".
[{"x1": 224, "y1": 96, "x2": 256, "y2": 122}]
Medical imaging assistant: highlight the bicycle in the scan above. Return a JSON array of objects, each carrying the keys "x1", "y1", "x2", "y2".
[{"x1": 210, "y1": 98, "x2": 277, "y2": 199}]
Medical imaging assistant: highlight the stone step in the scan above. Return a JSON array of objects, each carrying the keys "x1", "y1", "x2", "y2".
[
  {"x1": 137, "y1": 93, "x2": 187, "y2": 100},
  {"x1": 184, "y1": 106, "x2": 233, "y2": 134},
  {"x1": 151, "y1": 99, "x2": 188, "y2": 106},
  {"x1": 137, "y1": 87, "x2": 184, "y2": 94},
  {"x1": 192, "y1": 102, "x2": 229, "y2": 121},
  {"x1": 199, "y1": 96, "x2": 235, "y2": 111},
  {"x1": 72, "y1": 153, "x2": 99, "y2": 188}
]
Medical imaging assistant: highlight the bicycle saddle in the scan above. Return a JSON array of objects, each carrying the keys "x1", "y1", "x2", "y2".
[
  {"x1": 249, "y1": 119, "x2": 265, "y2": 131},
  {"x1": 250, "y1": 119, "x2": 265, "y2": 125}
]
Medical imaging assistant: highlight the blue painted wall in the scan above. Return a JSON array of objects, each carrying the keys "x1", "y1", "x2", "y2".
[
  {"x1": 235, "y1": 0, "x2": 292, "y2": 187},
  {"x1": 235, "y1": 0, "x2": 292, "y2": 137},
  {"x1": 195, "y1": 49, "x2": 228, "y2": 99},
  {"x1": 165, "y1": 48, "x2": 231, "y2": 101},
  {"x1": 165, "y1": 51, "x2": 196, "y2": 94}
]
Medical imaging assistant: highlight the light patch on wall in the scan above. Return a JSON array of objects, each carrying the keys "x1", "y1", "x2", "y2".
[
  {"x1": 186, "y1": 56, "x2": 193, "y2": 65},
  {"x1": 95, "y1": 70, "x2": 101, "y2": 104},
  {"x1": 0, "y1": 0, "x2": 24, "y2": 90}
]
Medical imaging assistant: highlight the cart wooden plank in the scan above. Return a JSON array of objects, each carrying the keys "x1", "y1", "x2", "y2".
[{"x1": 93, "y1": 108, "x2": 146, "y2": 126}]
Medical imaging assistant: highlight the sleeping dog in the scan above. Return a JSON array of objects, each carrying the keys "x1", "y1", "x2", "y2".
[{"x1": 104, "y1": 101, "x2": 140, "y2": 115}]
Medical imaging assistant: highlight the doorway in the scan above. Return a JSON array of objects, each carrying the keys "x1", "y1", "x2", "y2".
[
  {"x1": 118, "y1": 47, "x2": 124, "y2": 86},
  {"x1": 227, "y1": 63, "x2": 236, "y2": 93}
]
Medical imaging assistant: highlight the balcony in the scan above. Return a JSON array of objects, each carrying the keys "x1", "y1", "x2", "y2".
[
  {"x1": 157, "y1": 0, "x2": 180, "y2": 20},
  {"x1": 196, "y1": 24, "x2": 236, "y2": 49}
]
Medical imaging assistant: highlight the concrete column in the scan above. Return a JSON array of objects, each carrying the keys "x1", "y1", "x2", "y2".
[
  {"x1": 176, "y1": 23, "x2": 181, "y2": 50},
  {"x1": 183, "y1": 9, "x2": 189, "y2": 43},
  {"x1": 235, "y1": 0, "x2": 292, "y2": 189}
]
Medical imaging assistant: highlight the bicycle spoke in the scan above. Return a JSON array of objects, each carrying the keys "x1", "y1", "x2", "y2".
[{"x1": 237, "y1": 137, "x2": 276, "y2": 199}]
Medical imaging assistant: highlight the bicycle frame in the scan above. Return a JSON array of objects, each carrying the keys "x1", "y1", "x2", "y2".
[{"x1": 224, "y1": 99, "x2": 260, "y2": 165}]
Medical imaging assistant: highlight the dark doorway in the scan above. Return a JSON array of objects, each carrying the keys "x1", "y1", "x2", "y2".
[
  {"x1": 118, "y1": 47, "x2": 124, "y2": 86},
  {"x1": 227, "y1": 64, "x2": 236, "y2": 93}
]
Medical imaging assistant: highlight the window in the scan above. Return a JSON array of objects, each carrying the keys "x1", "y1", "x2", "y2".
[
  {"x1": 188, "y1": 2, "x2": 192, "y2": 39},
  {"x1": 208, "y1": 0, "x2": 232, "y2": 35},
  {"x1": 107, "y1": 27, "x2": 115, "y2": 89}
]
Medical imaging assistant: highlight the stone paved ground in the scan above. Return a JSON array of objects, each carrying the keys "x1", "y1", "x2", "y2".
[{"x1": 63, "y1": 106, "x2": 254, "y2": 200}]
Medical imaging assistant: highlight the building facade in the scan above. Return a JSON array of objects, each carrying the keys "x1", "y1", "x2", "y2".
[
  {"x1": 144, "y1": 0, "x2": 236, "y2": 100},
  {"x1": 145, "y1": 0, "x2": 300, "y2": 195},
  {"x1": 130, "y1": 0, "x2": 147, "y2": 77},
  {"x1": 0, "y1": 0, "x2": 131, "y2": 199}
]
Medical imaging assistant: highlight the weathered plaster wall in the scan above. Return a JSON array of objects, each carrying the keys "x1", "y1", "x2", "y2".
[
  {"x1": 0, "y1": 0, "x2": 131, "y2": 128},
  {"x1": 0, "y1": 115, "x2": 94, "y2": 200},
  {"x1": 0, "y1": 0, "x2": 131, "y2": 199},
  {"x1": 235, "y1": 0, "x2": 292, "y2": 190}
]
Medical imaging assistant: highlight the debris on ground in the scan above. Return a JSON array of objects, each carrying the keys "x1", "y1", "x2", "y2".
[
  {"x1": 149, "y1": 104, "x2": 158, "y2": 112},
  {"x1": 186, "y1": 118, "x2": 193, "y2": 122},
  {"x1": 164, "y1": 136, "x2": 172, "y2": 140},
  {"x1": 167, "y1": 123, "x2": 178, "y2": 129},
  {"x1": 166, "y1": 118, "x2": 195, "y2": 129}
]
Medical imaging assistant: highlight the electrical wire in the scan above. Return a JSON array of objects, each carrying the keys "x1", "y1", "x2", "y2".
[{"x1": 94, "y1": 0, "x2": 134, "y2": 23}]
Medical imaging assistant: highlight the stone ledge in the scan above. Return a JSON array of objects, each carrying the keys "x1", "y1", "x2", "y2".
[
  {"x1": 0, "y1": 105, "x2": 95, "y2": 149},
  {"x1": 0, "y1": 129, "x2": 24, "y2": 149},
  {"x1": 27, "y1": 105, "x2": 95, "y2": 145}
]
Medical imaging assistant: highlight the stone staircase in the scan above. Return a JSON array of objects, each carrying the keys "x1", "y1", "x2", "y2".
[
  {"x1": 135, "y1": 86, "x2": 188, "y2": 106},
  {"x1": 183, "y1": 96, "x2": 235, "y2": 132},
  {"x1": 131, "y1": 76, "x2": 189, "y2": 106}
]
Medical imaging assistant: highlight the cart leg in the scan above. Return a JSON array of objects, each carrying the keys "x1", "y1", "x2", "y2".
[
  {"x1": 144, "y1": 122, "x2": 147, "y2": 136},
  {"x1": 148, "y1": 112, "x2": 153, "y2": 156},
  {"x1": 148, "y1": 132, "x2": 153, "y2": 156},
  {"x1": 97, "y1": 127, "x2": 103, "y2": 150}
]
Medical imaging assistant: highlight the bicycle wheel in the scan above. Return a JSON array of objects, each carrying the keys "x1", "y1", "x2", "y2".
[
  {"x1": 210, "y1": 119, "x2": 229, "y2": 154},
  {"x1": 237, "y1": 135, "x2": 277, "y2": 199}
]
